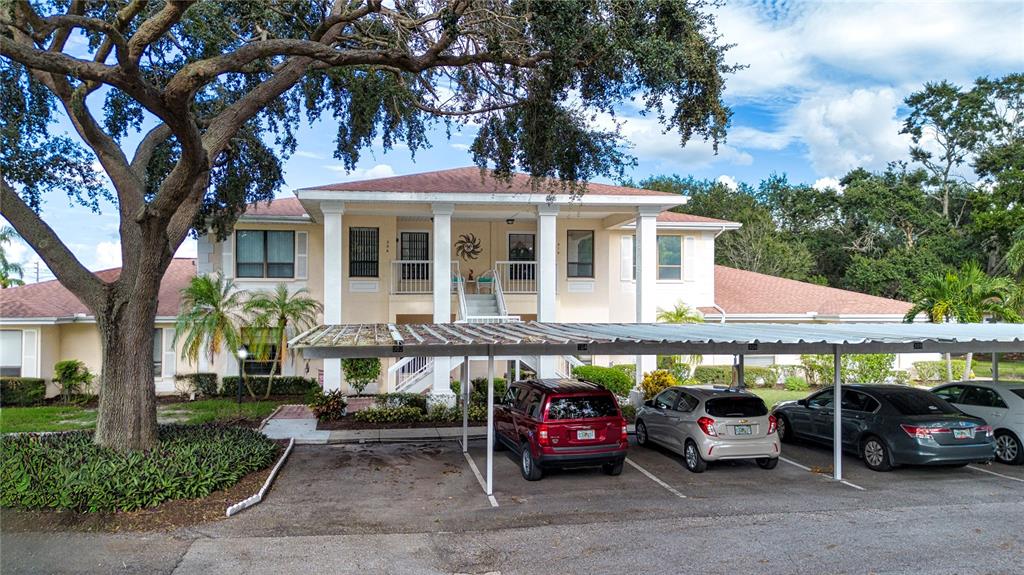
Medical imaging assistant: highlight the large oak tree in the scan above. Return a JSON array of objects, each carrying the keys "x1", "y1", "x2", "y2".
[{"x1": 1, "y1": 0, "x2": 734, "y2": 450}]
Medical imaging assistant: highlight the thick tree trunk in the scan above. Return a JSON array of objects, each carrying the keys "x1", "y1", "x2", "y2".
[{"x1": 93, "y1": 279, "x2": 162, "y2": 451}]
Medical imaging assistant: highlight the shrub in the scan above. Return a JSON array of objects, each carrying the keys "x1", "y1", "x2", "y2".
[
  {"x1": 0, "y1": 377, "x2": 46, "y2": 406},
  {"x1": 802, "y1": 354, "x2": 901, "y2": 385},
  {"x1": 913, "y1": 360, "x2": 969, "y2": 384},
  {"x1": 693, "y1": 366, "x2": 731, "y2": 386},
  {"x1": 53, "y1": 360, "x2": 94, "y2": 402},
  {"x1": 342, "y1": 358, "x2": 381, "y2": 395},
  {"x1": 641, "y1": 370, "x2": 678, "y2": 400},
  {"x1": 309, "y1": 389, "x2": 348, "y2": 421},
  {"x1": 221, "y1": 376, "x2": 316, "y2": 396},
  {"x1": 0, "y1": 425, "x2": 278, "y2": 512},
  {"x1": 572, "y1": 365, "x2": 633, "y2": 397},
  {"x1": 784, "y1": 375, "x2": 809, "y2": 391},
  {"x1": 174, "y1": 373, "x2": 219, "y2": 397},
  {"x1": 375, "y1": 392, "x2": 428, "y2": 412},
  {"x1": 744, "y1": 366, "x2": 780, "y2": 388},
  {"x1": 620, "y1": 404, "x2": 637, "y2": 423},
  {"x1": 609, "y1": 363, "x2": 636, "y2": 381},
  {"x1": 470, "y1": 377, "x2": 507, "y2": 405},
  {"x1": 352, "y1": 406, "x2": 423, "y2": 424}
]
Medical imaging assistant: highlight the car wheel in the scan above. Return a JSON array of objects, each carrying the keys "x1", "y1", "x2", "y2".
[
  {"x1": 603, "y1": 461, "x2": 624, "y2": 476},
  {"x1": 635, "y1": 420, "x2": 649, "y2": 447},
  {"x1": 756, "y1": 457, "x2": 778, "y2": 470},
  {"x1": 995, "y1": 430, "x2": 1024, "y2": 465},
  {"x1": 520, "y1": 442, "x2": 543, "y2": 481},
  {"x1": 684, "y1": 440, "x2": 707, "y2": 473},
  {"x1": 776, "y1": 414, "x2": 794, "y2": 444},
  {"x1": 861, "y1": 436, "x2": 892, "y2": 472}
]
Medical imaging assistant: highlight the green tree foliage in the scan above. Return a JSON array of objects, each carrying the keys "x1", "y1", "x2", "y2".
[
  {"x1": 0, "y1": 226, "x2": 25, "y2": 288},
  {"x1": 174, "y1": 273, "x2": 246, "y2": 367},
  {"x1": 245, "y1": 284, "x2": 322, "y2": 399}
]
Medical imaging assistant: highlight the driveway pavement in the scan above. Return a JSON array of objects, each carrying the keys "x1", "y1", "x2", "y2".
[{"x1": 3, "y1": 439, "x2": 1023, "y2": 574}]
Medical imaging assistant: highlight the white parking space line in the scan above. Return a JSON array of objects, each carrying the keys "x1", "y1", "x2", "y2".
[
  {"x1": 968, "y1": 465, "x2": 1024, "y2": 484},
  {"x1": 463, "y1": 451, "x2": 499, "y2": 507},
  {"x1": 625, "y1": 458, "x2": 687, "y2": 499},
  {"x1": 779, "y1": 456, "x2": 866, "y2": 491}
]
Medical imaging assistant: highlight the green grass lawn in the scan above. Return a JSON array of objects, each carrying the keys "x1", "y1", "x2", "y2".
[
  {"x1": 748, "y1": 388, "x2": 813, "y2": 409},
  {"x1": 972, "y1": 359, "x2": 1024, "y2": 381},
  {"x1": 0, "y1": 398, "x2": 291, "y2": 433}
]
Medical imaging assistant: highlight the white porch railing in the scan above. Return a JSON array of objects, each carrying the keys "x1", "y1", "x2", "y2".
[
  {"x1": 496, "y1": 260, "x2": 537, "y2": 293},
  {"x1": 555, "y1": 354, "x2": 586, "y2": 379},
  {"x1": 390, "y1": 261, "x2": 461, "y2": 295}
]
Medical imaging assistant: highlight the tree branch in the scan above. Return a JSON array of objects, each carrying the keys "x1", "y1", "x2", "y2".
[{"x1": 126, "y1": 0, "x2": 191, "y2": 64}]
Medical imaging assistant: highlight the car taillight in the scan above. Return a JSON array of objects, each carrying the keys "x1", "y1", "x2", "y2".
[
  {"x1": 697, "y1": 416, "x2": 718, "y2": 437},
  {"x1": 900, "y1": 424, "x2": 951, "y2": 439},
  {"x1": 767, "y1": 414, "x2": 777, "y2": 435},
  {"x1": 537, "y1": 424, "x2": 549, "y2": 446},
  {"x1": 977, "y1": 425, "x2": 993, "y2": 437},
  {"x1": 621, "y1": 419, "x2": 628, "y2": 440}
]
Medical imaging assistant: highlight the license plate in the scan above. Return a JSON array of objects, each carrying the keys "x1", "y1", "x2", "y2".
[
  {"x1": 577, "y1": 429, "x2": 595, "y2": 440},
  {"x1": 734, "y1": 425, "x2": 752, "y2": 436},
  {"x1": 953, "y1": 429, "x2": 973, "y2": 439}
]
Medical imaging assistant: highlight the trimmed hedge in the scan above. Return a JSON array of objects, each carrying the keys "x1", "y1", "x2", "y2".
[
  {"x1": 174, "y1": 373, "x2": 219, "y2": 397},
  {"x1": 375, "y1": 392, "x2": 428, "y2": 412},
  {"x1": 352, "y1": 406, "x2": 423, "y2": 424},
  {"x1": 0, "y1": 424, "x2": 278, "y2": 512},
  {"x1": 745, "y1": 366, "x2": 779, "y2": 388},
  {"x1": 423, "y1": 404, "x2": 489, "y2": 423},
  {"x1": 221, "y1": 376, "x2": 316, "y2": 396},
  {"x1": 913, "y1": 360, "x2": 969, "y2": 384},
  {"x1": 0, "y1": 377, "x2": 46, "y2": 406},
  {"x1": 693, "y1": 366, "x2": 732, "y2": 386},
  {"x1": 572, "y1": 365, "x2": 633, "y2": 397}
]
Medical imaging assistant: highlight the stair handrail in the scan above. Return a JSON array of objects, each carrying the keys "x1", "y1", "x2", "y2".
[
  {"x1": 490, "y1": 268, "x2": 509, "y2": 317},
  {"x1": 455, "y1": 268, "x2": 469, "y2": 321}
]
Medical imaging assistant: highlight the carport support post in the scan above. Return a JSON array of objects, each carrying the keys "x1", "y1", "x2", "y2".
[
  {"x1": 462, "y1": 355, "x2": 470, "y2": 453},
  {"x1": 992, "y1": 353, "x2": 999, "y2": 381},
  {"x1": 736, "y1": 355, "x2": 745, "y2": 389},
  {"x1": 486, "y1": 355, "x2": 495, "y2": 496},
  {"x1": 833, "y1": 346, "x2": 842, "y2": 482}
]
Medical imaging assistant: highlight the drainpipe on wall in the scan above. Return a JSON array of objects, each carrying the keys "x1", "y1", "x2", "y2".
[{"x1": 710, "y1": 303, "x2": 727, "y2": 324}]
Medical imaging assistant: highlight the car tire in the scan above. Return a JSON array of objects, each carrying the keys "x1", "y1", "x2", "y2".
[
  {"x1": 756, "y1": 457, "x2": 778, "y2": 470},
  {"x1": 683, "y1": 440, "x2": 707, "y2": 473},
  {"x1": 861, "y1": 436, "x2": 892, "y2": 472},
  {"x1": 994, "y1": 430, "x2": 1024, "y2": 465},
  {"x1": 635, "y1": 420, "x2": 650, "y2": 447},
  {"x1": 519, "y1": 442, "x2": 543, "y2": 481},
  {"x1": 776, "y1": 414, "x2": 794, "y2": 444},
  {"x1": 603, "y1": 461, "x2": 624, "y2": 476}
]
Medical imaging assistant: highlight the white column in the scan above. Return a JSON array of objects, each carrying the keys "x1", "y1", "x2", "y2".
[
  {"x1": 462, "y1": 356, "x2": 470, "y2": 453},
  {"x1": 537, "y1": 204, "x2": 559, "y2": 378},
  {"x1": 431, "y1": 203, "x2": 455, "y2": 404},
  {"x1": 486, "y1": 354, "x2": 495, "y2": 496},
  {"x1": 833, "y1": 346, "x2": 843, "y2": 481},
  {"x1": 634, "y1": 207, "x2": 659, "y2": 393},
  {"x1": 321, "y1": 201, "x2": 345, "y2": 392}
]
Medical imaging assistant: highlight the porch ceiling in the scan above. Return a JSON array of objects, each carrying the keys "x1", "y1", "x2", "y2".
[{"x1": 290, "y1": 321, "x2": 1024, "y2": 358}]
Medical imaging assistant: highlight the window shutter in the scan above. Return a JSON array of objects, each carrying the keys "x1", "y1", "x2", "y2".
[
  {"x1": 296, "y1": 231, "x2": 309, "y2": 279},
  {"x1": 161, "y1": 328, "x2": 176, "y2": 378},
  {"x1": 222, "y1": 233, "x2": 234, "y2": 279},
  {"x1": 21, "y1": 329, "x2": 39, "y2": 378},
  {"x1": 620, "y1": 235, "x2": 633, "y2": 281},
  {"x1": 683, "y1": 236, "x2": 696, "y2": 281}
]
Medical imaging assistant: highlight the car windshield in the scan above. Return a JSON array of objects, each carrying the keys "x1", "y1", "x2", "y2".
[
  {"x1": 704, "y1": 396, "x2": 768, "y2": 418},
  {"x1": 886, "y1": 391, "x2": 960, "y2": 416},
  {"x1": 546, "y1": 396, "x2": 618, "y2": 420}
]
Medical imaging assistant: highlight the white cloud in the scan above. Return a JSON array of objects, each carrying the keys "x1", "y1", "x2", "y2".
[
  {"x1": 94, "y1": 241, "x2": 122, "y2": 270},
  {"x1": 322, "y1": 164, "x2": 396, "y2": 181},
  {"x1": 450, "y1": 143, "x2": 470, "y2": 151},
  {"x1": 293, "y1": 150, "x2": 325, "y2": 160},
  {"x1": 717, "y1": 175, "x2": 739, "y2": 190},
  {"x1": 812, "y1": 177, "x2": 843, "y2": 192},
  {"x1": 175, "y1": 238, "x2": 197, "y2": 259},
  {"x1": 594, "y1": 112, "x2": 753, "y2": 169}
]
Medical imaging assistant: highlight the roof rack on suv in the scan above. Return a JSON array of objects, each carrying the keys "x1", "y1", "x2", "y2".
[{"x1": 520, "y1": 378, "x2": 605, "y2": 392}]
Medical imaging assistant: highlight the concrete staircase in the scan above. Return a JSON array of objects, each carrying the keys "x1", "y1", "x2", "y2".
[{"x1": 465, "y1": 293, "x2": 501, "y2": 318}]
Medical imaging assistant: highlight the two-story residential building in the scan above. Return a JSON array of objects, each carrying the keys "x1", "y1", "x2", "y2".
[{"x1": 0, "y1": 167, "x2": 928, "y2": 399}]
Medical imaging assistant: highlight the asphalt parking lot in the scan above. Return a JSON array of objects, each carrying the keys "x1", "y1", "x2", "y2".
[{"x1": 3, "y1": 437, "x2": 1023, "y2": 574}]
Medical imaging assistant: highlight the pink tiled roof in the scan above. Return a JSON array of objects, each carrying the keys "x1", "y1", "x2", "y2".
[
  {"x1": 657, "y1": 211, "x2": 739, "y2": 225},
  {"x1": 701, "y1": 265, "x2": 913, "y2": 317},
  {"x1": 308, "y1": 166, "x2": 678, "y2": 197},
  {"x1": 0, "y1": 259, "x2": 196, "y2": 319},
  {"x1": 246, "y1": 197, "x2": 307, "y2": 217}
]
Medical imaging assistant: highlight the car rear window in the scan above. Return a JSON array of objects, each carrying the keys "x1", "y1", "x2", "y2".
[
  {"x1": 1012, "y1": 389, "x2": 1024, "y2": 401},
  {"x1": 545, "y1": 396, "x2": 618, "y2": 420},
  {"x1": 704, "y1": 396, "x2": 768, "y2": 418},
  {"x1": 885, "y1": 391, "x2": 959, "y2": 416}
]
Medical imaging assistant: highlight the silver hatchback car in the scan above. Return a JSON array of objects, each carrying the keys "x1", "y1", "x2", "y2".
[{"x1": 635, "y1": 386, "x2": 781, "y2": 472}]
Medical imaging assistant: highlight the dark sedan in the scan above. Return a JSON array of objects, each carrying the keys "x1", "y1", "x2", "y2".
[{"x1": 772, "y1": 385, "x2": 995, "y2": 471}]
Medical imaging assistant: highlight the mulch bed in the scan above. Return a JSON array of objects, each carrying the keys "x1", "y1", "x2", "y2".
[
  {"x1": 0, "y1": 439, "x2": 289, "y2": 533},
  {"x1": 317, "y1": 419, "x2": 487, "y2": 430}
]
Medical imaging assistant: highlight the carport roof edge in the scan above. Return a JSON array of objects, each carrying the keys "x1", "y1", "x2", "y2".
[{"x1": 289, "y1": 322, "x2": 1024, "y2": 358}]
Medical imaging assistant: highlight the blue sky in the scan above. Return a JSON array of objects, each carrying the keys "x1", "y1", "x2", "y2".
[{"x1": 5, "y1": 0, "x2": 1023, "y2": 281}]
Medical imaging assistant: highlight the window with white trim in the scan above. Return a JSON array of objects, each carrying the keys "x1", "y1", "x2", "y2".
[
  {"x1": 152, "y1": 329, "x2": 162, "y2": 377},
  {"x1": 0, "y1": 330, "x2": 22, "y2": 377},
  {"x1": 567, "y1": 230, "x2": 594, "y2": 278},
  {"x1": 657, "y1": 235, "x2": 682, "y2": 280},
  {"x1": 236, "y1": 230, "x2": 295, "y2": 278},
  {"x1": 620, "y1": 235, "x2": 636, "y2": 280},
  {"x1": 349, "y1": 227, "x2": 379, "y2": 278}
]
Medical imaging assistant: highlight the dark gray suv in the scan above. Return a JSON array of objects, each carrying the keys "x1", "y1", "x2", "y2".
[{"x1": 772, "y1": 385, "x2": 995, "y2": 471}]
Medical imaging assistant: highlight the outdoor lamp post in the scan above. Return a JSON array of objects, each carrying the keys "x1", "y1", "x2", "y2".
[{"x1": 236, "y1": 345, "x2": 249, "y2": 405}]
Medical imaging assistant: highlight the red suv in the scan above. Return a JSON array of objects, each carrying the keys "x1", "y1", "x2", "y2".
[{"x1": 494, "y1": 379, "x2": 629, "y2": 480}]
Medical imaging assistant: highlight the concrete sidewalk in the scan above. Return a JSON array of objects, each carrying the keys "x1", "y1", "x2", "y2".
[{"x1": 260, "y1": 405, "x2": 487, "y2": 444}]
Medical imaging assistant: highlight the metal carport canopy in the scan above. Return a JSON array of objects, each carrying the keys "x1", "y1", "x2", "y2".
[{"x1": 290, "y1": 322, "x2": 1023, "y2": 496}]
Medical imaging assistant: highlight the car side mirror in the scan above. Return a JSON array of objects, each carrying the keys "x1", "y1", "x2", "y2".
[
  {"x1": 644, "y1": 399, "x2": 654, "y2": 408},
  {"x1": 797, "y1": 399, "x2": 808, "y2": 407}
]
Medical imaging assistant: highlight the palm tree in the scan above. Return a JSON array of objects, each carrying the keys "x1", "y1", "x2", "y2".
[
  {"x1": 904, "y1": 262, "x2": 1020, "y2": 380},
  {"x1": 174, "y1": 273, "x2": 248, "y2": 390},
  {"x1": 0, "y1": 226, "x2": 25, "y2": 288},
  {"x1": 244, "y1": 284, "x2": 322, "y2": 399},
  {"x1": 656, "y1": 301, "x2": 704, "y2": 377}
]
